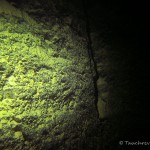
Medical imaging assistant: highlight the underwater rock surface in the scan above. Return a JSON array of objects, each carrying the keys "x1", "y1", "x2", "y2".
[{"x1": 0, "y1": 1, "x2": 99, "y2": 149}]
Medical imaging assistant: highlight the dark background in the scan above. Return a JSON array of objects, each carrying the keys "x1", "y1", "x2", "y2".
[{"x1": 87, "y1": 0, "x2": 149, "y2": 140}]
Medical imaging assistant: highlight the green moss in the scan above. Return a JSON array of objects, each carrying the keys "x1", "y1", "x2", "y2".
[
  {"x1": 0, "y1": 0, "x2": 36, "y2": 25},
  {"x1": 14, "y1": 131, "x2": 24, "y2": 139},
  {"x1": 0, "y1": 5, "x2": 96, "y2": 148},
  {"x1": 0, "y1": 123, "x2": 2, "y2": 129}
]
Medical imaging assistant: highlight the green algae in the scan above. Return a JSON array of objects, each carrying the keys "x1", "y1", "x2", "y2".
[{"x1": 0, "y1": 3, "x2": 96, "y2": 148}]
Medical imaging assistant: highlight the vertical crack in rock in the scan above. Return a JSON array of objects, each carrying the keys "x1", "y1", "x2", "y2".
[
  {"x1": 82, "y1": 0, "x2": 99, "y2": 113},
  {"x1": 0, "y1": 0, "x2": 100, "y2": 149}
]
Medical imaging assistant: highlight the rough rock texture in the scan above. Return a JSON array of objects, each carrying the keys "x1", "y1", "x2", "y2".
[
  {"x1": 0, "y1": 1, "x2": 99, "y2": 149},
  {"x1": 88, "y1": 1, "x2": 149, "y2": 149}
]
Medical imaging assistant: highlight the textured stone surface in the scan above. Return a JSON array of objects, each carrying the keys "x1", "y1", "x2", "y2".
[
  {"x1": 0, "y1": 1, "x2": 99, "y2": 149},
  {"x1": 88, "y1": 1, "x2": 149, "y2": 149}
]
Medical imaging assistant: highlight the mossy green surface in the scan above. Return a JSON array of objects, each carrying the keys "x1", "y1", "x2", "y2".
[
  {"x1": 0, "y1": 0, "x2": 36, "y2": 25},
  {"x1": 0, "y1": 2, "x2": 98, "y2": 149}
]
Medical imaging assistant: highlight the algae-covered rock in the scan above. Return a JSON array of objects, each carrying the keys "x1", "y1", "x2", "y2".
[{"x1": 0, "y1": 1, "x2": 99, "y2": 149}]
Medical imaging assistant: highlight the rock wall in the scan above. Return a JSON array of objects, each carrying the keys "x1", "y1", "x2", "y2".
[
  {"x1": 0, "y1": 1, "x2": 99, "y2": 149},
  {"x1": 88, "y1": 0, "x2": 149, "y2": 149}
]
